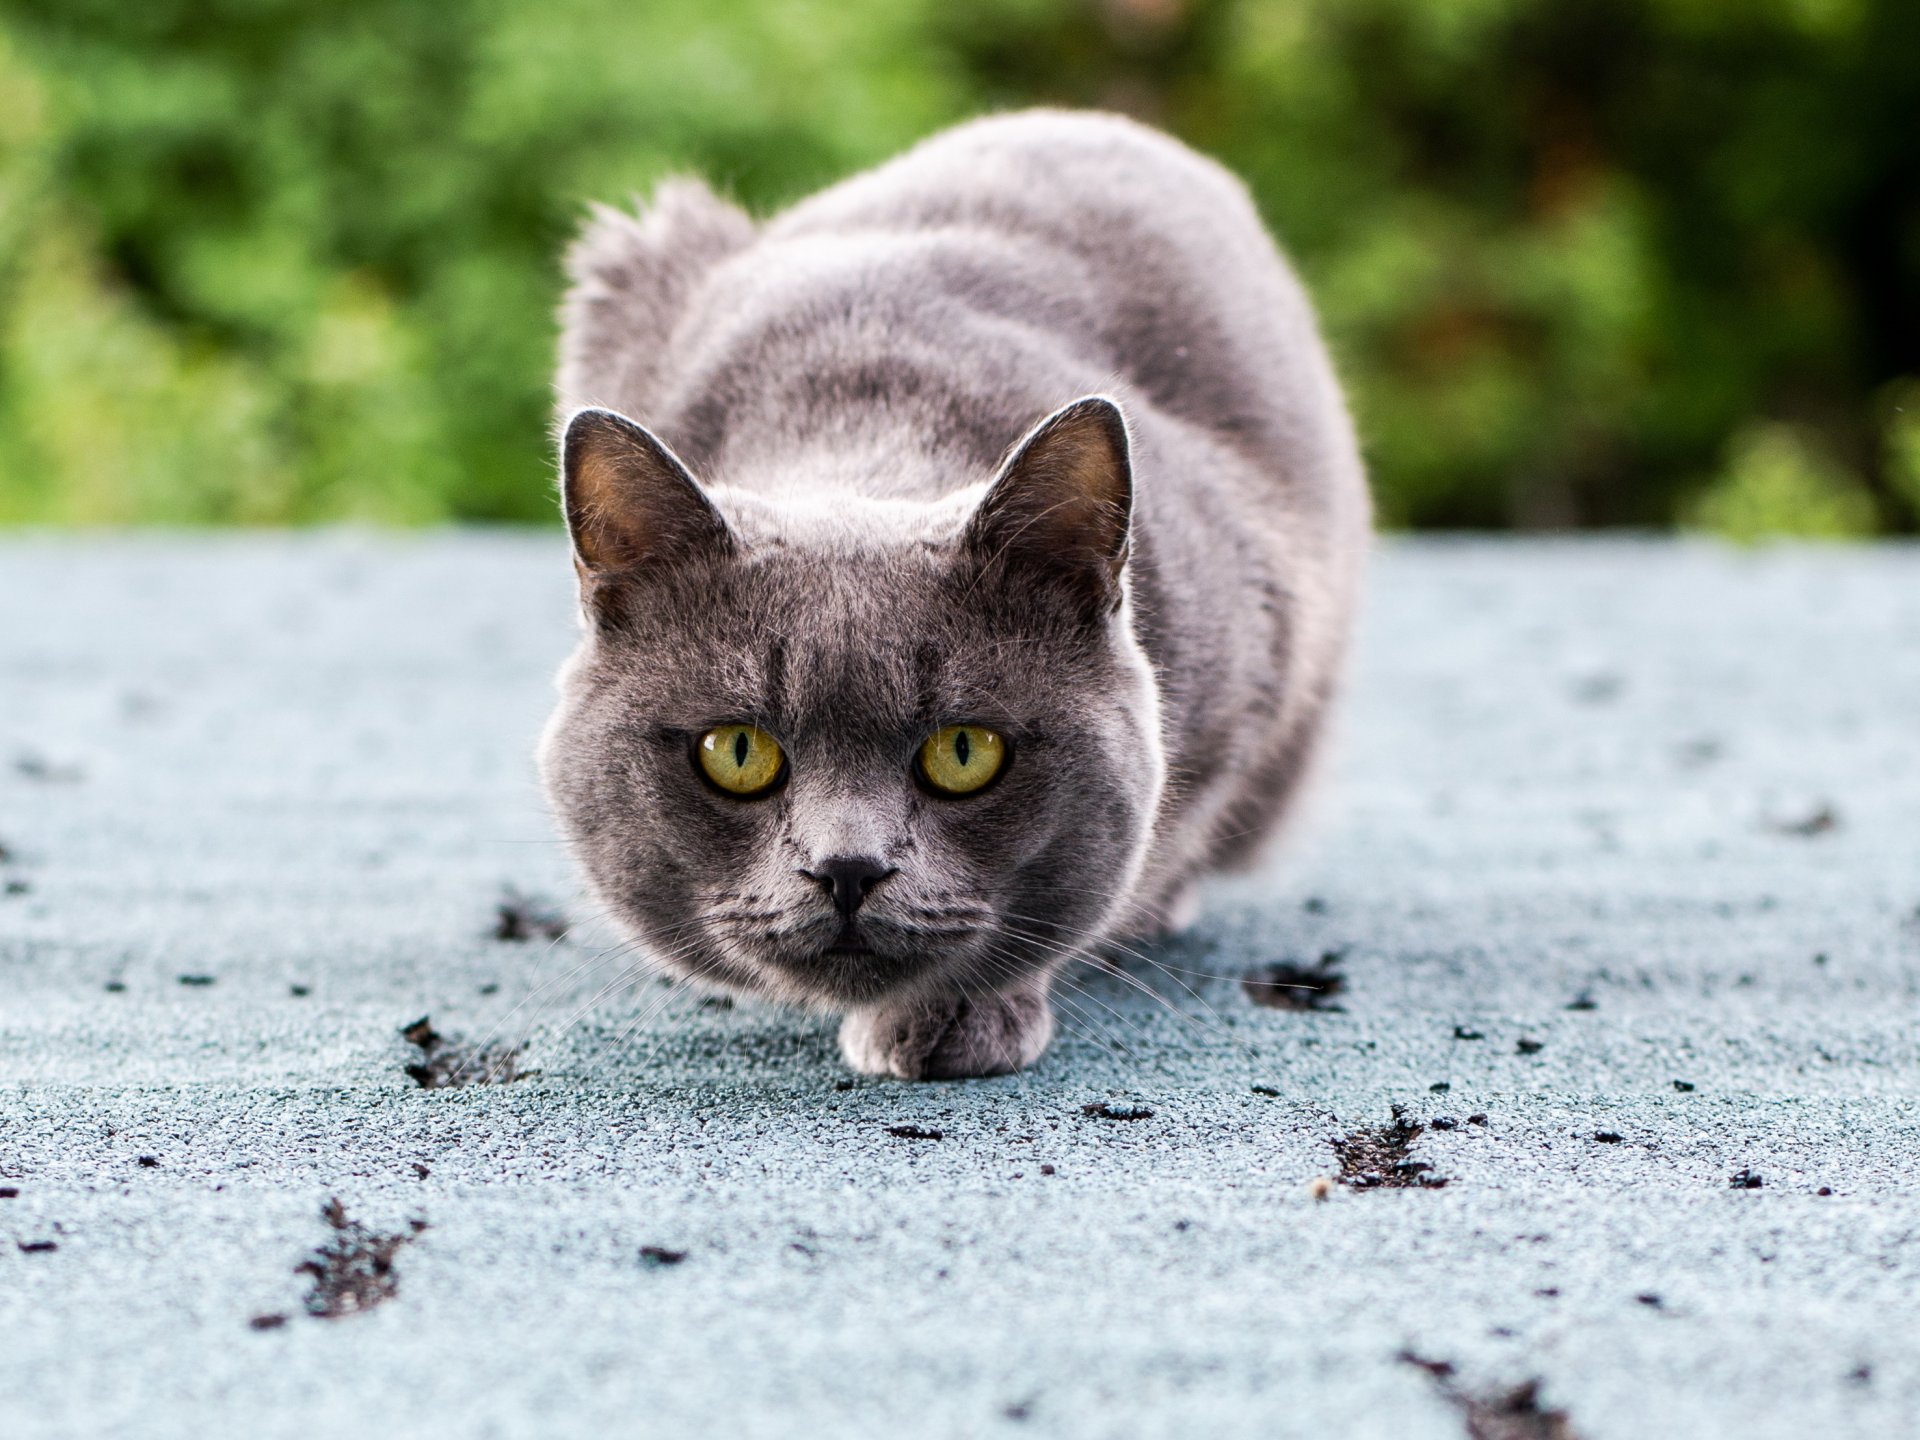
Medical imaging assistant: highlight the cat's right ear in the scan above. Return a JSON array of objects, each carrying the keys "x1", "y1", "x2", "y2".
[{"x1": 560, "y1": 408, "x2": 737, "y2": 601}]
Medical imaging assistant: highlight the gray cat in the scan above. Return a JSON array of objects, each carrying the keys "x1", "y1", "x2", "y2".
[{"x1": 540, "y1": 110, "x2": 1370, "y2": 1080}]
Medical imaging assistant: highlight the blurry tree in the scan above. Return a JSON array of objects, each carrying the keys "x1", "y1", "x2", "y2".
[{"x1": 0, "y1": 0, "x2": 1914, "y2": 533}]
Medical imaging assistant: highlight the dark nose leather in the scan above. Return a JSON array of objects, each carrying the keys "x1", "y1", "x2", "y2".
[{"x1": 805, "y1": 856, "x2": 894, "y2": 920}]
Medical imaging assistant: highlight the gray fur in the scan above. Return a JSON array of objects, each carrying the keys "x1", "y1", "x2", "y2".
[{"x1": 541, "y1": 110, "x2": 1371, "y2": 1079}]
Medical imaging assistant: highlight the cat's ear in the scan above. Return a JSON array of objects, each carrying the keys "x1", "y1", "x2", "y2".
[
  {"x1": 560, "y1": 407, "x2": 737, "y2": 586},
  {"x1": 964, "y1": 396, "x2": 1133, "y2": 613}
]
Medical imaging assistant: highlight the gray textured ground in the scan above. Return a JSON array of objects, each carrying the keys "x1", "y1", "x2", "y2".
[{"x1": 2, "y1": 534, "x2": 1917, "y2": 1440}]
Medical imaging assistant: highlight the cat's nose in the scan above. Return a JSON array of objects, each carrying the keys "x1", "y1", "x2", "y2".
[{"x1": 803, "y1": 856, "x2": 896, "y2": 920}]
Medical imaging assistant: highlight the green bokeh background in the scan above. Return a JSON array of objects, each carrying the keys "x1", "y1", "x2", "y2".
[{"x1": 1, "y1": 0, "x2": 1916, "y2": 533}]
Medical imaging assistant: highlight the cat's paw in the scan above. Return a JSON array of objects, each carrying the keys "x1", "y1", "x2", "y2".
[{"x1": 838, "y1": 985, "x2": 1055, "y2": 1080}]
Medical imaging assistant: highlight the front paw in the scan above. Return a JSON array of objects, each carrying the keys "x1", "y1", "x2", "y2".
[{"x1": 838, "y1": 985, "x2": 1054, "y2": 1080}]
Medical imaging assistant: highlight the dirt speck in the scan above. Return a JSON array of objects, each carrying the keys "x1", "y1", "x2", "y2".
[
  {"x1": 177, "y1": 974, "x2": 216, "y2": 987},
  {"x1": 639, "y1": 1245, "x2": 687, "y2": 1267},
  {"x1": 297, "y1": 1198, "x2": 424, "y2": 1319},
  {"x1": 1564, "y1": 993, "x2": 1597, "y2": 1012},
  {"x1": 1593, "y1": 1132, "x2": 1622, "y2": 1144},
  {"x1": 0, "y1": 1187, "x2": 18, "y2": 1199},
  {"x1": 1570, "y1": 672, "x2": 1622, "y2": 705},
  {"x1": 1675, "y1": 736, "x2": 1724, "y2": 768},
  {"x1": 402, "y1": 1015, "x2": 533, "y2": 1088},
  {"x1": 1332, "y1": 1106, "x2": 1449, "y2": 1190},
  {"x1": 1636, "y1": 1292, "x2": 1663, "y2": 1308},
  {"x1": 14, "y1": 752, "x2": 86, "y2": 783},
  {"x1": 1401, "y1": 1355, "x2": 1581, "y2": 1440},
  {"x1": 886, "y1": 1124, "x2": 944, "y2": 1141},
  {"x1": 1081, "y1": 1102, "x2": 1154, "y2": 1121},
  {"x1": 493, "y1": 886, "x2": 568, "y2": 942},
  {"x1": 1768, "y1": 802, "x2": 1838, "y2": 837},
  {"x1": 249, "y1": 1313, "x2": 287, "y2": 1331},
  {"x1": 1242, "y1": 951, "x2": 1347, "y2": 1012},
  {"x1": 1515, "y1": 1038, "x2": 1544, "y2": 1055},
  {"x1": 137, "y1": 1155, "x2": 159, "y2": 1167},
  {"x1": 17, "y1": 1239, "x2": 58, "y2": 1253},
  {"x1": 1465, "y1": 1380, "x2": 1579, "y2": 1439}
]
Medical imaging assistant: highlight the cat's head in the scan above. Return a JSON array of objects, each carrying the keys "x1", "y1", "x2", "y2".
[{"x1": 537, "y1": 397, "x2": 1165, "y2": 1010}]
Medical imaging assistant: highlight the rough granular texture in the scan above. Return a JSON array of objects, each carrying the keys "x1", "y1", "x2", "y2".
[{"x1": 3, "y1": 537, "x2": 1918, "y2": 1440}]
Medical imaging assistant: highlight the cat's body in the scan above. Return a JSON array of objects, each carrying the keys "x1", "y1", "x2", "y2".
[{"x1": 543, "y1": 111, "x2": 1369, "y2": 1078}]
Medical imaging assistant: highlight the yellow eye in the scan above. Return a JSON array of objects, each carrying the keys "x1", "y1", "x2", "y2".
[
  {"x1": 696, "y1": 724, "x2": 786, "y2": 796},
  {"x1": 917, "y1": 724, "x2": 1008, "y2": 796}
]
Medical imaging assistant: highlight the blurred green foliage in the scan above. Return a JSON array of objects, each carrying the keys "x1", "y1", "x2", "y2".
[{"x1": 1, "y1": 0, "x2": 1915, "y2": 532}]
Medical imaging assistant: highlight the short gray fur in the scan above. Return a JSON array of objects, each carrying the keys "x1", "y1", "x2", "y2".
[
  {"x1": 2, "y1": 535, "x2": 1917, "y2": 1440},
  {"x1": 548, "y1": 111, "x2": 1370, "y2": 1078}
]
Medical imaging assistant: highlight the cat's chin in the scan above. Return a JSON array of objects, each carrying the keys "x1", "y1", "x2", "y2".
[{"x1": 746, "y1": 940, "x2": 941, "y2": 1009}]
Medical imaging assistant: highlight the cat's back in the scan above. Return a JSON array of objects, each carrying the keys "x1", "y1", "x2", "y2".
[
  {"x1": 562, "y1": 111, "x2": 1353, "y2": 501},
  {"x1": 764, "y1": 110, "x2": 1334, "y2": 472},
  {"x1": 771, "y1": 107, "x2": 1263, "y2": 292}
]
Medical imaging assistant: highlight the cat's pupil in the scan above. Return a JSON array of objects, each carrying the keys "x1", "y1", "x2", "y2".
[
  {"x1": 733, "y1": 731, "x2": 749, "y2": 768},
  {"x1": 954, "y1": 730, "x2": 971, "y2": 767}
]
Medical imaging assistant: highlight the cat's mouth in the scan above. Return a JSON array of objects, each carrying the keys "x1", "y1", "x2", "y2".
[
  {"x1": 820, "y1": 917, "x2": 883, "y2": 959},
  {"x1": 817, "y1": 921, "x2": 891, "y2": 972},
  {"x1": 752, "y1": 918, "x2": 949, "y2": 1003}
]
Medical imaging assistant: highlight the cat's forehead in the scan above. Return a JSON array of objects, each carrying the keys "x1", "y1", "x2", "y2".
[
  {"x1": 612, "y1": 530, "x2": 1072, "y2": 735},
  {"x1": 711, "y1": 481, "x2": 987, "y2": 551}
]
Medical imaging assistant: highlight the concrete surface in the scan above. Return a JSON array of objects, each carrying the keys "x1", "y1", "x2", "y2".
[{"x1": 1, "y1": 533, "x2": 1916, "y2": 1440}]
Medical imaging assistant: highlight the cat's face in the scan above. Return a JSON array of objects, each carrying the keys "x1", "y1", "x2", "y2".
[{"x1": 539, "y1": 400, "x2": 1165, "y2": 1009}]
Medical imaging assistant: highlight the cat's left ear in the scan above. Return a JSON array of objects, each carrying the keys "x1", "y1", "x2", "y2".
[{"x1": 963, "y1": 396, "x2": 1133, "y2": 614}]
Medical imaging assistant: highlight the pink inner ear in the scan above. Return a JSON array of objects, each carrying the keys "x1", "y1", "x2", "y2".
[
  {"x1": 969, "y1": 397, "x2": 1133, "y2": 586},
  {"x1": 562, "y1": 408, "x2": 735, "y2": 577},
  {"x1": 569, "y1": 444, "x2": 649, "y2": 571}
]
